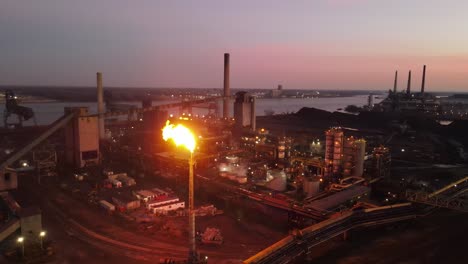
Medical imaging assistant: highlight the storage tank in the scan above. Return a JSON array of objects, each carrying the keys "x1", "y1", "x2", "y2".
[
  {"x1": 225, "y1": 155, "x2": 239, "y2": 164},
  {"x1": 265, "y1": 169, "x2": 287, "y2": 191},
  {"x1": 303, "y1": 177, "x2": 321, "y2": 197},
  {"x1": 342, "y1": 137, "x2": 354, "y2": 177},
  {"x1": 353, "y1": 139, "x2": 366, "y2": 177}
]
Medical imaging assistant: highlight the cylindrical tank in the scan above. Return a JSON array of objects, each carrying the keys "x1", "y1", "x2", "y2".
[
  {"x1": 303, "y1": 177, "x2": 321, "y2": 197},
  {"x1": 353, "y1": 139, "x2": 366, "y2": 177},
  {"x1": 265, "y1": 170, "x2": 287, "y2": 191}
]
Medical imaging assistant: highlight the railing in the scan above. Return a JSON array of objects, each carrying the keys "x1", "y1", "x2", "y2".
[
  {"x1": 87, "y1": 96, "x2": 224, "y2": 118},
  {"x1": 405, "y1": 190, "x2": 467, "y2": 212},
  {"x1": 405, "y1": 176, "x2": 468, "y2": 212}
]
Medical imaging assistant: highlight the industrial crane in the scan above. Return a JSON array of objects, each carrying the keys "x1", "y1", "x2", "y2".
[{"x1": 3, "y1": 90, "x2": 36, "y2": 128}]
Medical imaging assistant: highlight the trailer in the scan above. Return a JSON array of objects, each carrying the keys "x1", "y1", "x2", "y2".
[{"x1": 99, "y1": 200, "x2": 115, "y2": 212}]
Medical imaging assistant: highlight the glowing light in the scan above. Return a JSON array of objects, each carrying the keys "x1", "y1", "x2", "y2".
[
  {"x1": 40, "y1": 231, "x2": 46, "y2": 237},
  {"x1": 162, "y1": 121, "x2": 196, "y2": 153},
  {"x1": 17, "y1": 237, "x2": 24, "y2": 243}
]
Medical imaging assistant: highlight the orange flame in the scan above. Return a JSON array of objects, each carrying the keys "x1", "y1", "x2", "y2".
[{"x1": 162, "y1": 120, "x2": 196, "y2": 153}]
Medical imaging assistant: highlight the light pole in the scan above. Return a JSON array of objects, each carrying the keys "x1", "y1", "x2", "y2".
[
  {"x1": 39, "y1": 231, "x2": 46, "y2": 250},
  {"x1": 162, "y1": 121, "x2": 198, "y2": 263},
  {"x1": 17, "y1": 236, "x2": 24, "y2": 257}
]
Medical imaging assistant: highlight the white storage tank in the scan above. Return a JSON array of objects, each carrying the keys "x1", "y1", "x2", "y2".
[
  {"x1": 265, "y1": 169, "x2": 287, "y2": 191},
  {"x1": 353, "y1": 139, "x2": 366, "y2": 177}
]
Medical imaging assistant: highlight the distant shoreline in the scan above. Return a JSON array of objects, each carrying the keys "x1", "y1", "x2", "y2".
[
  {"x1": 0, "y1": 95, "x2": 361, "y2": 104},
  {"x1": 21, "y1": 99, "x2": 58, "y2": 103},
  {"x1": 0, "y1": 98, "x2": 58, "y2": 104}
]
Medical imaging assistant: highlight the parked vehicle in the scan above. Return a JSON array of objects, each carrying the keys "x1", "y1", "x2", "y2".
[{"x1": 99, "y1": 200, "x2": 115, "y2": 212}]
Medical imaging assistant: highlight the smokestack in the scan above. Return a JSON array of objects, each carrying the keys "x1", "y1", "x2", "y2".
[
  {"x1": 421, "y1": 65, "x2": 426, "y2": 95},
  {"x1": 250, "y1": 96, "x2": 256, "y2": 132},
  {"x1": 97, "y1": 72, "x2": 105, "y2": 140},
  {"x1": 393, "y1": 71, "x2": 398, "y2": 93},
  {"x1": 223, "y1": 53, "x2": 230, "y2": 119},
  {"x1": 406, "y1": 70, "x2": 411, "y2": 95}
]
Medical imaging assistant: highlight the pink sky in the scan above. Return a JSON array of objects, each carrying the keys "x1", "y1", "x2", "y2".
[{"x1": 1, "y1": 0, "x2": 467, "y2": 91}]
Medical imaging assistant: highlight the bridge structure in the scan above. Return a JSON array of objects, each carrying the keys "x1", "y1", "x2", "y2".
[
  {"x1": 87, "y1": 96, "x2": 225, "y2": 119},
  {"x1": 0, "y1": 96, "x2": 227, "y2": 170},
  {"x1": 244, "y1": 203, "x2": 418, "y2": 264},
  {"x1": 406, "y1": 176, "x2": 468, "y2": 212},
  {"x1": 289, "y1": 156, "x2": 326, "y2": 177},
  {"x1": 0, "y1": 112, "x2": 76, "y2": 172}
]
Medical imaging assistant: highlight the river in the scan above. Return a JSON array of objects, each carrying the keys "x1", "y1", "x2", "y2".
[{"x1": 0, "y1": 95, "x2": 382, "y2": 125}]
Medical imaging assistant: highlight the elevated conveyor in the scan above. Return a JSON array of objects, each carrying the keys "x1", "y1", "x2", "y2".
[
  {"x1": 244, "y1": 203, "x2": 416, "y2": 264},
  {"x1": 0, "y1": 112, "x2": 76, "y2": 171},
  {"x1": 87, "y1": 96, "x2": 225, "y2": 118},
  {"x1": 428, "y1": 176, "x2": 468, "y2": 198},
  {"x1": 406, "y1": 176, "x2": 468, "y2": 212}
]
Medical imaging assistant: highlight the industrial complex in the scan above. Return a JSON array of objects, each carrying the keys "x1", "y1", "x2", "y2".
[{"x1": 0, "y1": 54, "x2": 467, "y2": 264}]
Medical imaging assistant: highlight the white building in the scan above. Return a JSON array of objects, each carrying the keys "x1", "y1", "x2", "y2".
[
  {"x1": 150, "y1": 201, "x2": 185, "y2": 215},
  {"x1": 146, "y1": 196, "x2": 180, "y2": 209}
]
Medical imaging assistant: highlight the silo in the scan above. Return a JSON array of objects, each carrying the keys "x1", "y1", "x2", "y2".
[
  {"x1": 265, "y1": 169, "x2": 287, "y2": 191},
  {"x1": 353, "y1": 139, "x2": 366, "y2": 177},
  {"x1": 303, "y1": 177, "x2": 321, "y2": 197},
  {"x1": 342, "y1": 137, "x2": 354, "y2": 177}
]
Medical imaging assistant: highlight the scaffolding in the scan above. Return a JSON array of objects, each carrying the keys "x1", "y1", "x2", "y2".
[{"x1": 33, "y1": 142, "x2": 57, "y2": 181}]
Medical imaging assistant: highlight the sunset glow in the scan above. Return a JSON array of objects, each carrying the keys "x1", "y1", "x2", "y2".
[{"x1": 1, "y1": 0, "x2": 467, "y2": 90}]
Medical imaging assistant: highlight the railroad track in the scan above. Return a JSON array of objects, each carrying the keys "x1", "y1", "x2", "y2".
[{"x1": 23, "y1": 179, "x2": 188, "y2": 261}]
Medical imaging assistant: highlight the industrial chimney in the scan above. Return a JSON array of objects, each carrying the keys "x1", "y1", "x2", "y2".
[
  {"x1": 250, "y1": 96, "x2": 256, "y2": 132},
  {"x1": 406, "y1": 70, "x2": 411, "y2": 95},
  {"x1": 97, "y1": 72, "x2": 105, "y2": 140},
  {"x1": 421, "y1": 65, "x2": 426, "y2": 95},
  {"x1": 393, "y1": 71, "x2": 398, "y2": 93},
  {"x1": 223, "y1": 53, "x2": 230, "y2": 119}
]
